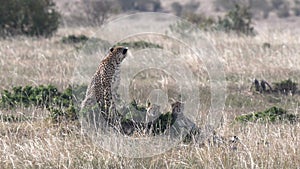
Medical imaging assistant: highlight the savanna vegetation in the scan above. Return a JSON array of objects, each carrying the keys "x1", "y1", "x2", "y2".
[{"x1": 1, "y1": 0, "x2": 300, "y2": 168}]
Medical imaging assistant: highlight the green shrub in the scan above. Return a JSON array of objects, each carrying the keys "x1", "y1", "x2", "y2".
[
  {"x1": 235, "y1": 106, "x2": 298, "y2": 123},
  {"x1": 262, "y1": 42, "x2": 271, "y2": 49},
  {"x1": 116, "y1": 41, "x2": 163, "y2": 49},
  {"x1": 273, "y1": 79, "x2": 298, "y2": 95},
  {"x1": 0, "y1": 0, "x2": 60, "y2": 37},
  {"x1": 215, "y1": 4, "x2": 255, "y2": 36},
  {"x1": 0, "y1": 85, "x2": 87, "y2": 122},
  {"x1": 61, "y1": 35, "x2": 89, "y2": 44},
  {"x1": 169, "y1": 4, "x2": 255, "y2": 36}
]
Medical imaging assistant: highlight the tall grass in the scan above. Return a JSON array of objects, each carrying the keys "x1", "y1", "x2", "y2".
[{"x1": 1, "y1": 25, "x2": 300, "y2": 168}]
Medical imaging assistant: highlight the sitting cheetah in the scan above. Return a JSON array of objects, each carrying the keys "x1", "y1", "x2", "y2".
[{"x1": 81, "y1": 46, "x2": 128, "y2": 127}]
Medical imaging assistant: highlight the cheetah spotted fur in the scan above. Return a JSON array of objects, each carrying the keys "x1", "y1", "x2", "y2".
[{"x1": 81, "y1": 46, "x2": 128, "y2": 125}]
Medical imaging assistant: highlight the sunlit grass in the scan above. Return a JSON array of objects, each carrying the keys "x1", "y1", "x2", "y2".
[{"x1": 0, "y1": 25, "x2": 300, "y2": 168}]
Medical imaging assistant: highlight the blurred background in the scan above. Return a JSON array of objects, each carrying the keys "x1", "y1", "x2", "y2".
[{"x1": 1, "y1": 0, "x2": 300, "y2": 37}]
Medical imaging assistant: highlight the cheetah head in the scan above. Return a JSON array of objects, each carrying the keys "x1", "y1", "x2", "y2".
[{"x1": 109, "y1": 46, "x2": 128, "y2": 64}]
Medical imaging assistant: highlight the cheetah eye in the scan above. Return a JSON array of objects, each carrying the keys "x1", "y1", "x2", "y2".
[{"x1": 109, "y1": 47, "x2": 114, "y2": 52}]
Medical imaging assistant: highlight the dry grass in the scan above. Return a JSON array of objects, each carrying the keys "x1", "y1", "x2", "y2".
[{"x1": 1, "y1": 20, "x2": 300, "y2": 168}]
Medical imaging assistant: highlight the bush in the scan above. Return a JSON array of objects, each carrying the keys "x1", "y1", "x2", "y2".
[
  {"x1": 262, "y1": 42, "x2": 271, "y2": 49},
  {"x1": 0, "y1": 85, "x2": 87, "y2": 122},
  {"x1": 273, "y1": 79, "x2": 298, "y2": 95},
  {"x1": 215, "y1": 0, "x2": 270, "y2": 19},
  {"x1": 235, "y1": 106, "x2": 298, "y2": 123},
  {"x1": 170, "y1": 4, "x2": 255, "y2": 36},
  {"x1": 116, "y1": 41, "x2": 163, "y2": 49},
  {"x1": 215, "y1": 4, "x2": 255, "y2": 36},
  {"x1": 0, "y1": 0, "x2": 60, "y2": 37},
  {"x1": 61, "y1": 35, "x2": 89, "y2": 44}
]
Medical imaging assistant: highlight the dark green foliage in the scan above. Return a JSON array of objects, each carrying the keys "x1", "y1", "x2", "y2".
[
  {"x1": 273, "y1": 79, "x2": 298, "y2": 95},
  {"x1": 1, "y1": 85, "x2": 60, "y2": 108},
  {"x1": 0, "y1": 85, "x2": 87, "y2": 122},
  {"x1": 0, "y1": 0, "x2": 60, "y2": 37},
  {"x1": 262, "y1": 42, "x2": 271, "y2": 49},
  {"x1": 61, "y1": 35, "x2": 161, "y2": 51},
  {"x1": 62, "y1": 35, "x2": 89, "y2": 44},
  {"x1": 215, "y1": 4, "x2": 255, "y2": 36},
  {"x1": 235, "y1": 106, "x2": 298, "y2": 123},
  {"x1": 116, "y1": 41, "x2": 163, "y2": 49},
  {"x1": 170, "y1": 4, "x2": 255, "y2": 36}
]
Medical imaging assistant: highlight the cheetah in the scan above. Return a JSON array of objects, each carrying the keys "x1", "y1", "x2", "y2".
[
  {"x1": 81, "y1": 46, "x2": 128, "y2": 127},
  {"x1": 170, "y1": 102, "x2": 199, "y2": 138}
]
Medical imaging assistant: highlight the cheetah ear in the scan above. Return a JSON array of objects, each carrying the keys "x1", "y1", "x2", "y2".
[{"x1": 109, "y1": 47, "x2": 114, "y2": 52}]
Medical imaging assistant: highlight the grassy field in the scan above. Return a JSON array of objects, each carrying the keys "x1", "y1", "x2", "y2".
[{"x1": 1, "y1": 19, "x2": 300, "y2": 168}]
